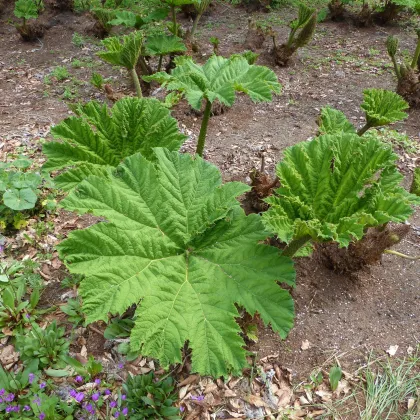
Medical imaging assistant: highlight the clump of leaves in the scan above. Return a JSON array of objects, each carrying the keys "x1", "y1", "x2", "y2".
[
  {"x1": 144, "y1": 54, "x2": 281, "y2": 156},
  {"x1": 318, "y1": 89, "x2": 409, "y2": 136},
  {"x1": 58, "y1": 149, "x2": 295, "y2": 377},
  {"x1": 97, "y1": 31, "x2": 143, "y2": 97},
  {"x1": 145, "y1": 34, "x2": 186, "y2": 72},
  {"x1": 15, "y1": 321, "x2": 70, "y2": 369},
  {"x1": 42, "y1": 97, "x2": 186, "y2": 191},
  {"x1": 123, "y1": 372, "x2": 180, "y2": 419},
  {"x1": 263, "y1": 133, "x2": 420, "y2": 257},
  {"x1": 411, "y1": 167, "x2": 420, "y2": 196},
  {"x1": 90, "y1": 7, "x2": 115, "y2": 38},
  {"x1": 90, "y1": 72, "x2": 105, "y2": 90},
  {"x1": 386, "y1": 31, "x2": 420, "y2": 108},
  {"x1": 60, "y1": 297, "x2": 85, "y2": 326},
  {"x1": 209, "y1": 36, "x2": 219, "y2": 54},
  {"x1": 0, "y1": 157, "x2": 49, "y2": 231},
  {"x1": 14, "y1": 0, "x2": 45, "y2": 41},
  {"x1": 270, "y1": 4, "x2": 317, "y2": 66},
  {"x1": 109, "y1": 8, "x2": 168, "y2": 29}
]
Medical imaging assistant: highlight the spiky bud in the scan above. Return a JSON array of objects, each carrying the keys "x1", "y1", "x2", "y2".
[
  {"x1": 294, "y1": 12, "x2": 317, "y2": 49},
  {"x1": 386, "y1": 35, "x2": 398, "y2": 58}
]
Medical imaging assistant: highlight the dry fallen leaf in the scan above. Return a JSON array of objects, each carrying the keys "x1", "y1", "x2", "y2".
[
  {"x1": 301, "y1": 340, "x2": 311, "y2": 350},
  {"x1": 386, "y1": 345, "x2": 399, "y2": 356}
]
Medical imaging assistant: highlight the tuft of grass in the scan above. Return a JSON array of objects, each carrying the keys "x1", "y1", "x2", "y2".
[{"x1": 51, "y1": 66, "x2": 70, "y2": 81}]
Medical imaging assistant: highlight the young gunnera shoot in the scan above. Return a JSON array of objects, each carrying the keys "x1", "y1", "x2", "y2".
[
  {"x1": 144, "y1": 54, "x2": 281, "y2": 156},
  {"x1": 263, "y1": 133, "x2": 420, "y2": 257},
  {"x1": 42, "y1": 97, "x2": 186, "y2": 191},
  {"x1": 58, "y1": 149, "x2": 295, "y2": 377}
]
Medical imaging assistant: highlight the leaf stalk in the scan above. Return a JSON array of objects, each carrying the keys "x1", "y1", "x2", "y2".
[
  {"x1": 130, "y1": 68, "x2": 142, "y2": 98},
  {"x1": 196, "y1": 99, "x2": 212, "y2": 157},
  {"x1": 281, "y1": 235, "x2": 312, "y2": 257}
]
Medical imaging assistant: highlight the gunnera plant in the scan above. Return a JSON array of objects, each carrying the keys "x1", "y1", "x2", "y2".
[
  {"x1": 14, "y1": 0, "x2": 45, "y2": 41},
  {"x1": 270, "y1": 4, "x2": 317, "y2": 66},
  {"x1": 387, "y1": 32, "x2": 420, "y2": 108}
]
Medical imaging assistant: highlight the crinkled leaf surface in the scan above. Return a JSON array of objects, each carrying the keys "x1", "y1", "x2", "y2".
[
  {"x1": 361, "y1": 89, "x2": 408, "y2": 128},
  {"x1": 144, "y1": 55, "x2": 281, "y2": 110},
  {"x1": 43, "y1": 98, "x2": 186, "y2": 191},
  {"x1": 263, "y1": 133, "x2": 419, "y2": 247},
  {"x1": 145, "y1": 35, "x2": 186, "y2": 56},
  {"x1": 58, "y1": 149, "x2": 295, "y2": 377},
  {"x1": 3, "y1": 188, "x2": 37, "y2": 211},
  {"x1": 318, "y1": 107, "x2": 356, "y2": 135}
]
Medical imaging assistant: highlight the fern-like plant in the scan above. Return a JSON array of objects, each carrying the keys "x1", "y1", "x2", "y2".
[
  {"x1": 318, "y1": 89, "x2": 408, "y2": 136},
  {"x1": 42, "y1": 97, "x2": 186, "y2": 191},
  {"x1": 263, "y1": 133, "x2": 420, "y2": 257},
  {"x1": 97, "y1": 31, "x2": 143, "y2": 97},
  {"x1": 271, "y1": 4, "x2": 317, "y2": 66},
  {"x1": 58, "y1": 149, "x2": 295, "y2": 377},
  {"x1": 144, "y1": 54, "x2": 281, "y2": 156}
]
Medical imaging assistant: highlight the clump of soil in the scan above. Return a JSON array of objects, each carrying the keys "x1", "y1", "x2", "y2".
[
  {"x1": 354, "y1": 4, "x2": 374, "y2": 27},
  {"x1": 16, "y1": 22, "x2": 45, "y2": 42},
  {"x1": 244, "y1": 19, "x2": 265, "y2": 51},
  {"x1": 328, "y1": 0, "x2": 347, "y2": 21},
  {"x1": 272, "y1": 43, "x2": 296, "y2": 67},
  {"x1": 315, "y1": 223, "x2": 411, "y2": 274},
  {"x1": 372, "y1": 2, "x2": 401, "y2": 25}
]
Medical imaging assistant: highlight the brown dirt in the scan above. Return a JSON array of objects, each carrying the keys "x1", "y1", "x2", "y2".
[{"x1": 1, "y1": 0, "x2": 419, "y2": 390}]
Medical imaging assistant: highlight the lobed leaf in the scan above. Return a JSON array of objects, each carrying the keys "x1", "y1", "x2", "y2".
[
  {"x1": 318, "y1": 107, "x2": 356, "y2": 135},
  {"x1": 58, "y1": 149, "x2": 295, "y2": 377}
]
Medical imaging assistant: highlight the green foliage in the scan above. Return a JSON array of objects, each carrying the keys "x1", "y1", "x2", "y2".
[
  {"x1": 318, "y1": 107, "x2": 356, "y2": 135},
  {"x1": 62, "y1": 354, "x2": 103, "y2": 379},
  {"x1": 91, "y1": 7, "x2": 115, "y2": 35},
  {"x1": 122, "y1": 372, "x2": 180, "y2": 419},
  {"x1": 329, "y1": 365, "x2": 342, "y2": 391},
  {"x1": 109, "y1": 8, "x2": 168, "y2": 29},
  {"x1": 43, "y1": 97, "x2": 186, "y2": 191},
  {"x1": 411, "y1": 167, "x2": 420, "y2": 196},
  {"x1": 98, "y1": 31, "x2": 143, "y2": 70},
  {"x1": 0, "y1": 157, "x2": 51, "y2": 231},
  {"x1": 58, "y1": 149, "x2": 295, "y2": 377},
  {"x1": 15, "y1": 321, "x2": 70, "y2": 369},
  {"x1": 14, "y1": 0, "x2": 41, "y2": 20},
  {"x1": 146, "y1": 54, "x2": 281, "y2": 110},
  {"x1": 145, "y1": 34, "x2": 186, "y2": 56},
  {"x1": 287, "y1": 3, "x2": 317, "y2": 49},
  {"x1": 51, "y1": 66, "x2": 70, "y2": 81},
  {"x1": 263, "y1": 133, "x2": 420, "y2": 256},
  {"x1": 60, "y1": 298, "x2": 85, "y2": 326},
  {"x1": 361, "y1": 88, "x2": 409, "y2": 129},
  {"x1": 90, "y1": 72, "x2": 105, "y2": 89}
]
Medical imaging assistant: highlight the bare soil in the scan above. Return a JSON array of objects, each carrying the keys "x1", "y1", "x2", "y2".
[{"x1": 1, "y1": 0, "x2": 419, "y2": 393}]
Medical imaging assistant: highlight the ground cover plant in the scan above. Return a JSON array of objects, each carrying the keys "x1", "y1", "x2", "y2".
[
  {"x1": 13, "y1": 0, "x2": 45, "y2": 40},
  {"x1": 1, "y1": 0, "x2": 420, "y2": 418}
]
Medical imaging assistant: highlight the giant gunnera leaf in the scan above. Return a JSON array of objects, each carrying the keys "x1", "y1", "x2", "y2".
[
  {"x1": 43, "y1": 98, "x2": 186, "y2": 191},
  {"x1": 58, "y1": 149, "x2": 295, "y2": 377},
  {"x1": 263, "y1": 133, "x2": 420, "y2": 253}
]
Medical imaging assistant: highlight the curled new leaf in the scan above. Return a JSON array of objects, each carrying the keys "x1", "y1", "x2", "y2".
[
  {"x1": 263, "y1": 133, "x2": 419, "y2": 254},
  {"x1": 58, "y1": 149, "x2": 295, "y2": 377},
  {"x1": 43, "y1": 98, "x2": 186, "y2": 191}
]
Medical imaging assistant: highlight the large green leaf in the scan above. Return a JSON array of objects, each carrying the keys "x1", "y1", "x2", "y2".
[
  {"x1": 14, "y1": 0, "x2": 38, "y2": 20},
  {"x1": 318, "y1": 107, "x2": 356, "y2": 135},
  {"x1": 3, "y1": 188, "x2": 37, "y2": 211},
  {"x1": 43, "y1": 97, "x2": 186, "y2": 191},
  {"x1": 145, "y1": 35, "x2": 186, "y2": 56},
  {"x1": 263, "y1": 133, "x2": 419, "y2": 248},
  {"x1": 361, "y1": 89, "x2": 408, "y2": 128},
  {"x1": 97, "y1": 31, "x2": 143, "y2": 70},
  {"x1": 144, "y1": 55, "x2": 281, "y2": 110},
  {"x1": 58, "y1": 149, "x2": 295, "y2": 377}
]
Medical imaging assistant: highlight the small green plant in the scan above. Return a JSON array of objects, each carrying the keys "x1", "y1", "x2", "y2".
[
  {"x1": 263, "y1": 133, "x2": 420, "y2": 257},
  {"x1": 411, "y1": 167, "x2": 420, "y2": 196},
  {"x1": 162, "y1": 0, "x2": 194, "y2": 36},
  {"x1": 144, "y1": 54, "x2": 281, "y2": 156},
  {"x1": 144, "y1": 34, "x2": 186, "y2": 71},
  {"x1": 209, "y1": 36, "x2": 219, "y2": 54},
  {"x1": 57, "y1": 149, "x2": 295, "y2": 377},
  {"x1": 71, "y1": 32, "x2": 86, "y2": 47},
  {"x1": 0, "y1": 158, "x2": 46, "y2": 231},
  {"x1": 90, "y1": 72, "x2": 105, "y2": 89},
  {"x1": 122, "y1": 372, "x2": 181, "y2": 419},
  {"x1": 15, "y1": 321, "x2": 70, "y2": 369},
  {"x1": 90, "y1": 7, "x2": 115, "y2": 37},
  {"x1": 51, "y1": 66, "x2": 70, "y2": 81},
  {"x1": 13, "y1": 0, "x2": 44, "y2": 41},
  {"x1": 386, "y1": 32, "x2": 420, "y2": 107},
  {"x1": 43, "y1": 97, "x2": 186, "y2": 191},
  {"x1": 60, "y1": 297, "x2": 85, "y2": 326},
  {"x1": 71, "y1": 59, "x2": 83, "y2": 68},
  {"x1": 270, "y1": 3, "x2": 317, "y2": 66},
  {"x1": 62, "y1": 87, "x2": 76, "y2": 100},
  {"x1": 329, "y1": 366, "x2": 342, "y2": 391},
  {"x1": 97, "y1": 31, "x2": 143, "y2": 97}
]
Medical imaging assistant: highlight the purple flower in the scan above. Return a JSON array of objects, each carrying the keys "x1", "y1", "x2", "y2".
[
  {"x1": 121, "y1": 394, "x2": 126, "y2": 401},
  {"x1": 85, "y1": 403, "x2": 95, "y2": 414},
  {"x1": 94, "y1": 378, "x2": 101, "y2": 386},
  {"x1": 122, "y1": 407, "x2": 128, "y2": 416},
  {"x1": 191, "y1": 394, "x2": 204, "y2": 402},
  {"x1": 91, "y1": 392, "x2": 100, "y2": 402},
  {"x1": 114, "y1": 412, "x2": 120, "y2": 418},
  {"x1": 180, "y1": 406, "x2": 185, "y2": 412},
  {"x1": 39, "y1": 382, "x2": 46, "y2": 389},
  {"x1": 0, "y1": 245, "x2": 4, "y2": 253},
  {"x1": 25, "y1": 313, "x2": 30, "y2": 320},
  {"x1": 33, "y1": 397, "x2": 41, "y2": 406},
  {"x1": 75, "y1": 375, "x2": 83, "y2": 383},
  {"x1": 117, "y1": 362, "x2": 124, "y2": 369},
  {"x1": 24, "y1": 405, "x2": 31, "y2": 411},
  {"x1": 5, "y1": 393, "x2": 15, "y2": 402},
  {"x1": 110, "y1": 401, "x2": 117, "y2": 408},
  {"x1": 75, "y1": 392, "x2": 85, "y2": 403},
  {"x1": 6, "y1": 406, "x2": 13, "y2": 413},
  {"x1": 0, "y1": 388, "x2": 5, "y2": 396},
  {"x1": 29, "y1": 373, "x2": 35, "y2": 384},
  {"x1": 104, "y1": 389, "x2": 111, "y2": 395},
  {"x1": 39, "y1": 413, "x2": 46, "y2": 420},
  {"x1": 69, "y1": 389, "x2": 77, "y2": 398}
]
